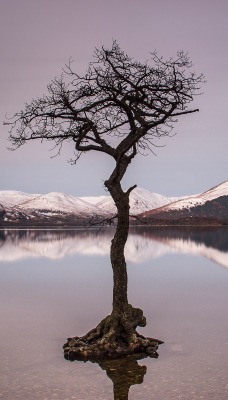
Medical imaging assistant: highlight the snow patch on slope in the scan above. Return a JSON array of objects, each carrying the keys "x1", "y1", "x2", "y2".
[
  {"x1": 158, "y1": 181, "x2": 228, "y2": 212},
  {"x1": 80, "y1": 187, "x2": 181, "y2": 215},
  {"x1": 17, "y1": 192, "x2": 100, "y2": 217},
  {"x1": 0, "y1": 191, "x2": 38, "y2": 208}
]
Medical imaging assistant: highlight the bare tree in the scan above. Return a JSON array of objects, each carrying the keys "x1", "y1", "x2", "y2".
[{"x1": 6, "y1": 41, "x2": 204, "y2": 360}]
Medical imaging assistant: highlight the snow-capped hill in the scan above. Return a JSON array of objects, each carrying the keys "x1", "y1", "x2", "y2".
[
  {"x1": 96, "y1": 196, "x2": 116, "y2": 214},
  {"x1": 17, "y1": 192, "x2": 99, "y2": 216},
  {"x1": 81, "y1": 187, "x2": 178, "y2": 215},
  {"x1": 129, "y1": 187, "x2": 176, "y2": 214},
  {"x1": 79, "y1": 195, "x2": 109, "y2": 206},
  {"x1": 0, "y1": 190, "x2": 37, "y2": 208},
  {"x1": 200, "y1": 181, "x2": 228, "y2": 201},
  {"x1": 80, "y1": 195, "x2": 114, "y2": 215},
  {"x1": 153, "y1": 181, "x2": 228, "y2": 212}
]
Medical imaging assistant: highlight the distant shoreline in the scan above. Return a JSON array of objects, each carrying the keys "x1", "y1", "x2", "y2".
[{"x1": 0, "y1": 219, "x2": 227, "y2": 229}]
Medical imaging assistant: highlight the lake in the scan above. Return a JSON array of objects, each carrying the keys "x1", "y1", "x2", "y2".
[{"x1": 0, "y1": 227, "x2": 228, "y2": 399}]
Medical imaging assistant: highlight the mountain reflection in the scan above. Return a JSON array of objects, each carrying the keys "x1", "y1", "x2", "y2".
[{"x1": 0, "y1": 227, "x2": 227, "y2": 268}]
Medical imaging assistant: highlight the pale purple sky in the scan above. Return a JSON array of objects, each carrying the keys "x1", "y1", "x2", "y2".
[{"x1": 1, "y1": 0, "x2": 227, "y2": 197}]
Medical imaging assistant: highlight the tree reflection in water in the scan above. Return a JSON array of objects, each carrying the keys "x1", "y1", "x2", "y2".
[
  {"x1": 68, "y1": 355, "x2": 148, "y2": 400},
  {"x1": 98, "y1": 356, "x2": 147, "y2": 400}
]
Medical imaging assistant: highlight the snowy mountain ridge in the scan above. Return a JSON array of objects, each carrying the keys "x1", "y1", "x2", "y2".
[
  {"x1": 17, "y1": 192, "x2": 100, "y2": 217},
  {"x1": 0, "y1": 181, "x2": 227, "y2": 225},
  {"x1": 144, "y1": 181, "x2": 228, "y2": 214},
  {"x1": 0, "y1": 187, "x2": 181, "y2": 217}
]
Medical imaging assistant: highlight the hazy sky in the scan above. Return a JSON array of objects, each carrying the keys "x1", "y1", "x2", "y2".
[{"x1": 1, "y1": 0, "x2": 227, "y2": 197}]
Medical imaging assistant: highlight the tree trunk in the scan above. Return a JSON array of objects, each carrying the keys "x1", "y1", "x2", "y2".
[
  {"x1": 110, "y1": 185, "x2": 129, "y2": 315},
  {"x1": 63, "y1": 163, "x2": 163, "y2": 361}
]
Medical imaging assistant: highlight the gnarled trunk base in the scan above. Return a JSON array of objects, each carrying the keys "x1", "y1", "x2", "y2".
[{"x1": 63, "y1": 304, "x2": 163, "y2": 361}]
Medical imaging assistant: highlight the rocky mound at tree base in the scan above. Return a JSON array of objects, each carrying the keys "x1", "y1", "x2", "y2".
[{"x1": 63, "y1": 310, "x2": 163, "y2": 361}]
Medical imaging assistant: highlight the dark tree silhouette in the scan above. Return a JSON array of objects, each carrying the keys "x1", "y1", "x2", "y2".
[
  {"x1": 6, "y1": 41, "x2": 204, "y2": 359},
  {"x1": 98, "y1": 356, "x2": 147, "y2": 400}
]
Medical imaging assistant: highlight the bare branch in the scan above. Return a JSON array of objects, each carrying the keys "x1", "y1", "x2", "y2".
[{"x1": 5, "y1": 40, "x2": 204, "y2": 180}]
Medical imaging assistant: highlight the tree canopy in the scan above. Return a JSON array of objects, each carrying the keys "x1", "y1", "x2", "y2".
[{"x1": 7, "y1": 41, "x2": 204, "y2": 171}]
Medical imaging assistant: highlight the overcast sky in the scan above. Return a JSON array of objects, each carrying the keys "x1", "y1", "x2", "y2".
[{"x1": 1, "y1": 0, "x2": 227, "y2": 197}]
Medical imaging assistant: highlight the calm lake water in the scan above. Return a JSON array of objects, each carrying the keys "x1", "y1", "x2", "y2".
[{"x1": 0, "y1": 227, "x2": 228, "y2": 400}]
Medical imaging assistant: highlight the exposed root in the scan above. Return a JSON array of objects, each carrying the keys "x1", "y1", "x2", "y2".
[{"x1": 63, "y1": 307, "x2": 163, "y2": 361}]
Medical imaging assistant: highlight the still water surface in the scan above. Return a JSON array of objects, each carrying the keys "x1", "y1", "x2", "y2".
[{"x1": 0, "y1": 227, "x2": 228, "y2": 399}]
